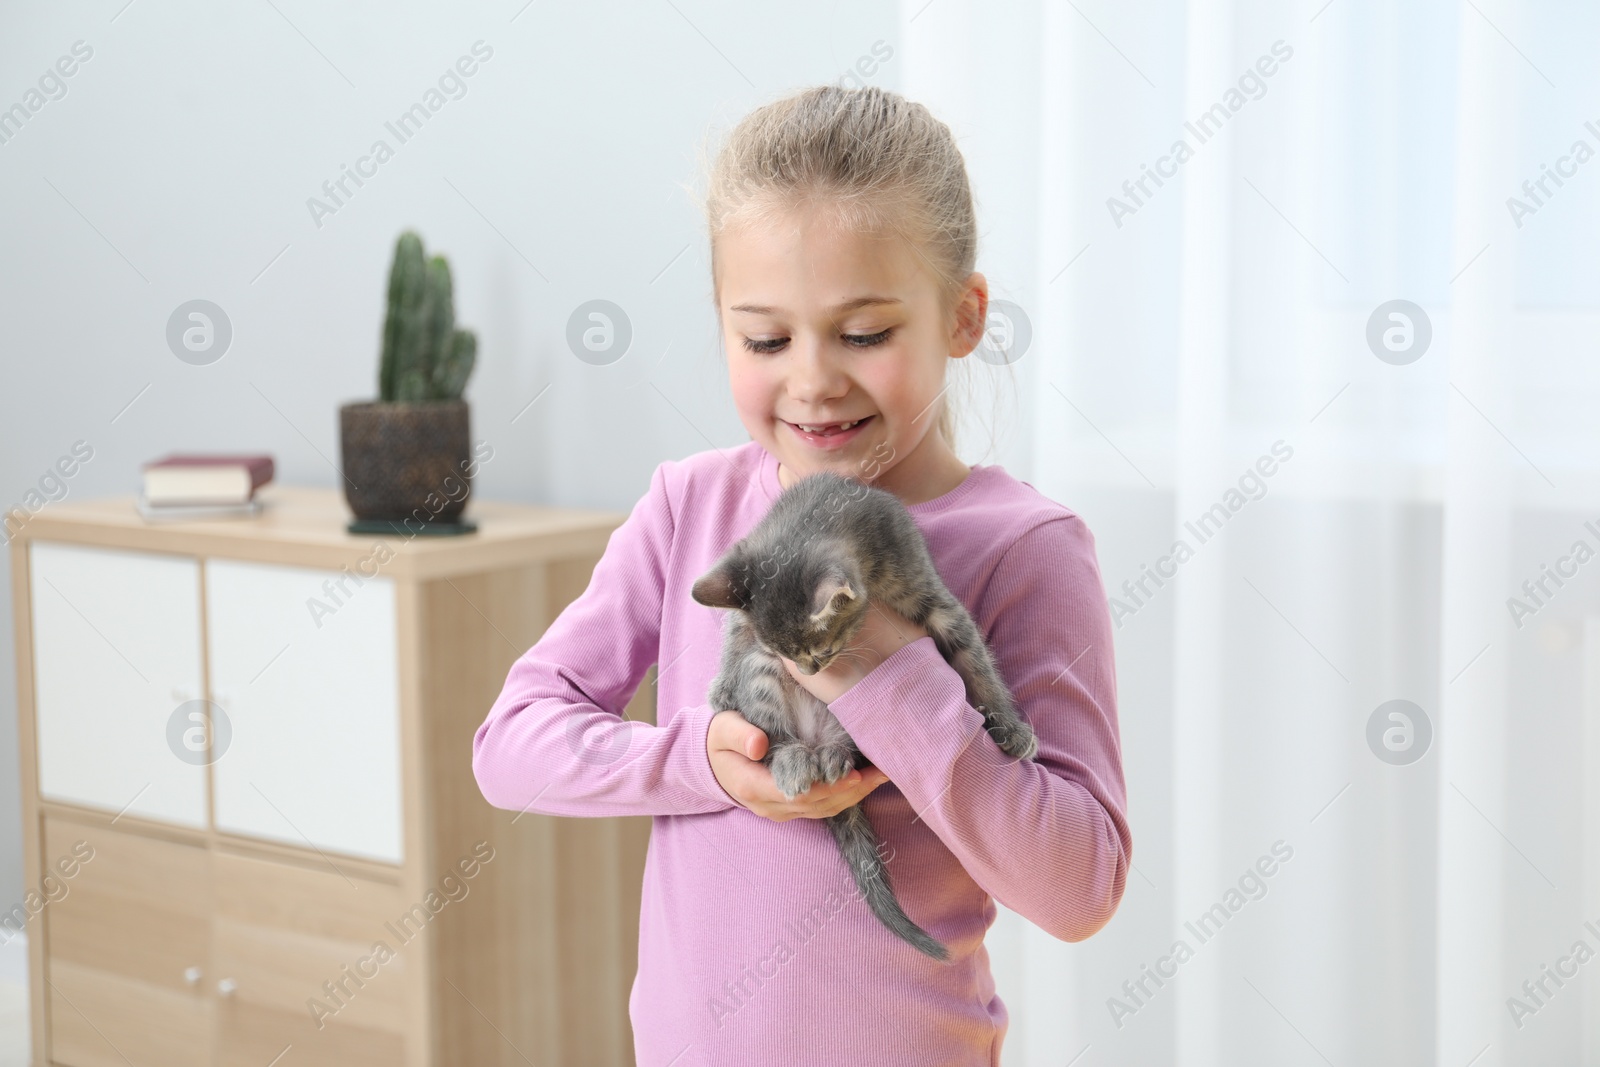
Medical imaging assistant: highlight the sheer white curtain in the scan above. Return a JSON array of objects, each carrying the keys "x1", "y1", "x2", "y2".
[{"x1": 903, "y1": 1, "x2": 1600, "y2": 1064}]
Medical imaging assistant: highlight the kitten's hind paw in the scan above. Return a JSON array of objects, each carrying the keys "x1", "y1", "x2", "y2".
[
  {"x1": 988, "y1": 720, "x2": 1039, "y2": 761},
  {"x1": 814, "y1": 743, "x2": 856, "y2": 786},
  {"x1": 769, "y1": 744, "x2": 818, "y2": 801}
]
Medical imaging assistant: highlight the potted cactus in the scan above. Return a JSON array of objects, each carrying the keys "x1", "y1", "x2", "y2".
[{"x1": 338, "y1": 230, "x2": 479, "y2": 533}]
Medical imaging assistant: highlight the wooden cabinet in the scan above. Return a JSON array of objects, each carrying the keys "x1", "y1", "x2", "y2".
[{"x1": 12, "y1": 485, "x2": 656, "y2": 1066}]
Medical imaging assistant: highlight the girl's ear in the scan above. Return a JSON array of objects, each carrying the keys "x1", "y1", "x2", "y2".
[
  {"x1": 691, "y1": 555, "x2": 751, "y2": 610},
  {"x1": 950, "y1": 271, "x2": 989, "y2": 358}
]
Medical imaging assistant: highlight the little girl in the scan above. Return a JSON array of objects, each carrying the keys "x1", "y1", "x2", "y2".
[{"x1": 473, "y1": 84, "x2": 1131, "y2": 1066}]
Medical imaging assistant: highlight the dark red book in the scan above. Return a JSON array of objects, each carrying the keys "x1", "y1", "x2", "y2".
[{"x1": 141, "y1": 454, "x2": 274, "y2": 505}]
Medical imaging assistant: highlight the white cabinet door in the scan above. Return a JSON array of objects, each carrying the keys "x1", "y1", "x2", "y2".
[
  {"x1": 29, "y1": 541, "x2": 208, "y2": 827},
  {"x1": 204, "y1": 558, "x2": 403, "y2": 864}
]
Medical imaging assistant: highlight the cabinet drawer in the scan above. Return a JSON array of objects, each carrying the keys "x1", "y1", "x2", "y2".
[
  {"x1": 205, "y1": 558, "x2": 403, "y2": 864},
  {"x1": 30, "y1": 542, "x2": 207, "y2": 827},
  {"x1": 43, "y1": 816, "x2": 212, "y2": 1067},
  {"x1": 211, "y1": 849, "x2": 408, "y2": 1066}
]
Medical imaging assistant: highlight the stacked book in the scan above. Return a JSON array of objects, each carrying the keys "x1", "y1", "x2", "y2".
[{"x1": 137, "y1": 454, "x2": 274, "y2": 521}]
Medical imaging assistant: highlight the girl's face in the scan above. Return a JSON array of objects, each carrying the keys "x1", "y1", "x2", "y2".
[{"x1": 715, "y1": 203, "x2": 987, "y2": 503}]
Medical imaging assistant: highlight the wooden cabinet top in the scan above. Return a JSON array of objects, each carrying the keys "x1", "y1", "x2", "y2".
[{"x1": 8, "y1": 484, "x2": 626, "y2": 580}]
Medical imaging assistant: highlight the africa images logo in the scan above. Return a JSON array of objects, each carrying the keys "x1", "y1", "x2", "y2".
[
  {"x1": 1106, "y1": 39, "x2": 1294, "y2": 228},
  {"x1": 305, "y1": 41, "x2": 494, "y2": 229}
]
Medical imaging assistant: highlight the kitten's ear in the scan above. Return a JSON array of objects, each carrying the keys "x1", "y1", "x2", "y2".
[
  {"x1": 691, "y1": 556, "x2": 750, "y2": 610},
  {"x1": 808, "y1": 569, "x2": 857, "y2": 628}
]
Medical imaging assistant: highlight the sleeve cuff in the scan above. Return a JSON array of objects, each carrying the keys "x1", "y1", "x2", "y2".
[
  {"x1": 671, "y1": 703, "x2": 742, "y2": 809},
  {"x1": 825, "y1": 635, "x2": 987, "y2": 781}
]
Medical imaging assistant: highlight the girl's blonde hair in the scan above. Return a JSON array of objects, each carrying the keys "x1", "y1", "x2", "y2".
[{"x1": 696, "y1": 84, "x2": 1003, "y2": 458}]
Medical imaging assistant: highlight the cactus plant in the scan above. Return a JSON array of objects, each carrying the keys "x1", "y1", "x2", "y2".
[{"x1": 377, "y1": 230, "x2": 477, "y2": 403}]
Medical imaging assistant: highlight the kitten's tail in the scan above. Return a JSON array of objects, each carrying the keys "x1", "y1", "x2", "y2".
[{"x1": 825, "y1": 806, "x2": 950, "y2": 962}]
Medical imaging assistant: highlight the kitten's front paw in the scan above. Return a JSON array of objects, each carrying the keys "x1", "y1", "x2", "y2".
[{"x1": 768, "y1": 745, "x2": 817, "y2": 801}]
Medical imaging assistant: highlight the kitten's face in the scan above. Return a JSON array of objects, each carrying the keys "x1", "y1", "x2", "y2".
[{"x1": 691, "y1": 549, "x2": 868, "y2": 675}]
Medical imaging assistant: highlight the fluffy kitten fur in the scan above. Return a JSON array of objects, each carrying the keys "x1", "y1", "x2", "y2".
[{"x1": 690, "y1": 469, "x2": 1037, "y2": 962}]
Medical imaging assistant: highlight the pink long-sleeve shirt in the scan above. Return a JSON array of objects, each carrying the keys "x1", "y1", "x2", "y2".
[{"x1": 471, "y1": 440, "x2": 1131, "y2": 1067}]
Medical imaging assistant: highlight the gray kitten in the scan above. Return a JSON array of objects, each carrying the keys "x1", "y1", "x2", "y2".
[{"x1": 690, "y1": 469, "x2": 1038, "y2": 962}]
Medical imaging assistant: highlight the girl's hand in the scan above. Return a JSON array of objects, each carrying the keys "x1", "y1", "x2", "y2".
[
  {"x1": 707, "y1": 709, "x2": 890, "y2": 822},
  {"x1": 782, "y1": 602, "x2": 930, "y2": 705}
]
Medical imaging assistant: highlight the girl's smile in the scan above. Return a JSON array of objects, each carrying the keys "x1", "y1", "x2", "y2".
[{"x1": 782, "y1": 412, "x2": 875, "y2": 450}]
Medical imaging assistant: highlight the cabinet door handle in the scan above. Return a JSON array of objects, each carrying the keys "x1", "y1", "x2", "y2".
[
  {"x1": 217, "y1": 978, "x2": 238, "y2": 997},
  {"x1": 183, "y1": 966, "x2": 202, "y2": 985}
]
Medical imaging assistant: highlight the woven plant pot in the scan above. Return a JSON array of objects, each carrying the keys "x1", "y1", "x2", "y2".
[{"x1": 339, "y1": 400, "x2": 471, "y2": 523}]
